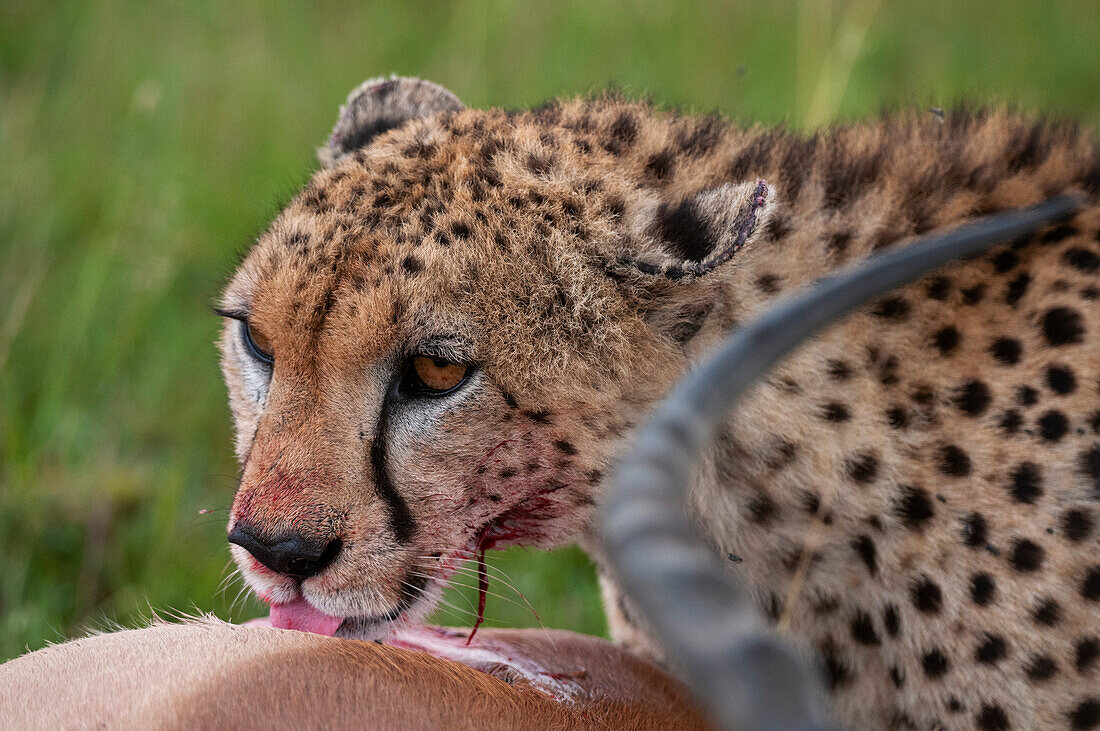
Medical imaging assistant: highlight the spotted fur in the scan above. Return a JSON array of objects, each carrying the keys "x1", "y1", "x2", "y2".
[{"x1": 221, "y1": 77, "x2": 1100, "y2": 730}]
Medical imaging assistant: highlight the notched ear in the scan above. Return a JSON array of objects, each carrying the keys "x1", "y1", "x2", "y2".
[
  {"x1": 611, "y1": 179, "x2": 773, "y2": 345},
  {"x1": 616, "y1": 179, "x2": 772, "y2": 281},
  {"x1": 319, "y1": 76, "x2": 465, "y2": 167}
]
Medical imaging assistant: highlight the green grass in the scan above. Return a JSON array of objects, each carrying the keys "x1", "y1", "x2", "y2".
[{"x1": 1, "y1": 0, "x2": 1097, "y2": 662}]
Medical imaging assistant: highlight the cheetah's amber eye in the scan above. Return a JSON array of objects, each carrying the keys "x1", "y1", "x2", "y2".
[
  {"x1": 410, "y1": 355, "x2": 469, "y2": 394},
  {"x1": 243, "y1": 320, "x2": 274, "y2": 364}
]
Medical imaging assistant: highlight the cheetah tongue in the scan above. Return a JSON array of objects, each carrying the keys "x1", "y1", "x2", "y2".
[{"x1": 266, "y1": 597, "x2": 343, "y2": 636}]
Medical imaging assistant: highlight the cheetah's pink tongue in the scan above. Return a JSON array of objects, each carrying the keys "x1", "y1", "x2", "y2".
[{"x1": 267, "y1": 598, "x2": 343, "y2": 636}]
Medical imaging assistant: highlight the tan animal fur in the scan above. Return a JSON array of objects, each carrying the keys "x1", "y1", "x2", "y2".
[
  {"x1": 219, "y1": 77, "x2": 1100, "y2": 729},
  {"x1": 0, "y1": 621, "x2": 709, "y2": 729}
]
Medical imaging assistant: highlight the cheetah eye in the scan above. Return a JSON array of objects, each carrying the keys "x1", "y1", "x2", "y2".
[
  {"x1": 403, "y1": 355, "x2": 470, "y2": 396},
  {"x1": 242, "y1": 320, "x2": 274, "y2": 364}
]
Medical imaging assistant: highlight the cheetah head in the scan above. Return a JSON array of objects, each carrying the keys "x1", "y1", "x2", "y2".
[{"x1": 220, "y1": 77, "x2": 773, "y2": 637}]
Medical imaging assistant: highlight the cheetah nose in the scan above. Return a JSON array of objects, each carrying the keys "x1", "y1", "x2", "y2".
[{"x1": 228, "y1": 523, "x2": 342, "y2": 579}]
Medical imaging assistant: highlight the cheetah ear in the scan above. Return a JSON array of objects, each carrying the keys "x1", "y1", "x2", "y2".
[
  {"x1": 613, "y1": 180, "x2": 773, "y2": 345},
  {"x1": 618, "y1": 180, "x2": 772, "y2": 281},
  {"x1": 319, "y1": 76, "x2": 465, "y2": 167}
]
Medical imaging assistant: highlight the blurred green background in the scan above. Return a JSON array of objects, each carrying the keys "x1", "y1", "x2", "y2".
[{"x1": 1, "y1": 0, "x2": 1098, "y2": 662}]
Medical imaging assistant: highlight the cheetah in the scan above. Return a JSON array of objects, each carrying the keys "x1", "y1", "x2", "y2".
[{"x1": 219, "y1": 76, "x2": 1100, "y2": 729}]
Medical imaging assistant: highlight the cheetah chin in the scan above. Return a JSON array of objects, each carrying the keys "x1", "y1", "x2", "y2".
[{"x1": 245, "y1": 603, "x2": 585, "y2": 702}]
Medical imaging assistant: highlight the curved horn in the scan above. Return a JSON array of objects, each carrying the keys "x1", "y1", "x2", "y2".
[{"x1": 601, "y1": 194, "x2": 1081, "y2": 731}]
